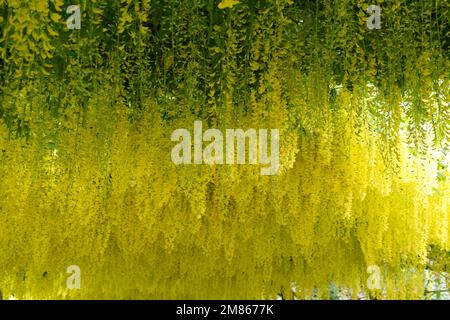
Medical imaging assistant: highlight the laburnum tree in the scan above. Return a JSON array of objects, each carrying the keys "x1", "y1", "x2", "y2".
[{"x1": 0, "y1": 0, "x2": 449, "y2": 299}]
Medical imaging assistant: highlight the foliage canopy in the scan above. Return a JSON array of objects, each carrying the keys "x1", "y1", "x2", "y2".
[{"x1": 0, "y1": 0, "x2": 449, "y2": 299}]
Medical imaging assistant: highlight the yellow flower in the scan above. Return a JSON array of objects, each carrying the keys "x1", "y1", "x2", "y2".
[
  {"x1": 218, "y1": 0, "x2": 240, "y2": 9},
  {"x1": 50, "y1": 12, "x2": 60, "y2": 23}
]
